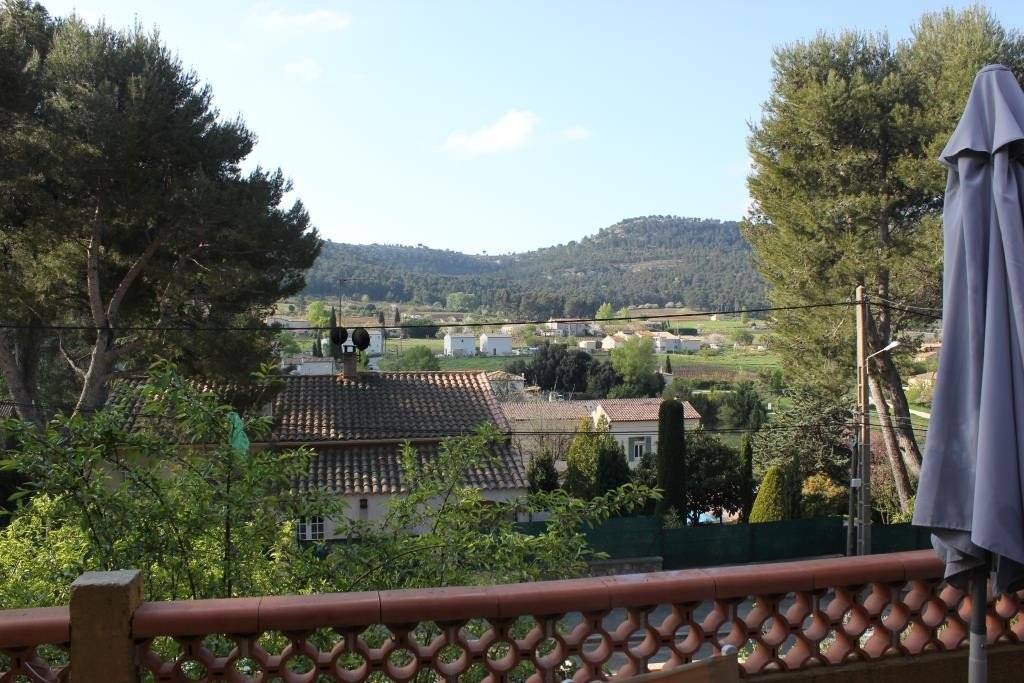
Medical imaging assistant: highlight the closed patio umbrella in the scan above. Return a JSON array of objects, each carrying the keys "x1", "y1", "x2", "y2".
[{"x1": 913, "y1": 64, "x2": 1024, "y2": 683}]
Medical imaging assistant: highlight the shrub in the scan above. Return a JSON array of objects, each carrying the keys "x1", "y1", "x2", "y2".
[
  {"x1": 800, "y1": 473, "x2": 846, "y2": 518},
  {"x1": 749, "y1": 466, "x2": 787, "y2": 523}
]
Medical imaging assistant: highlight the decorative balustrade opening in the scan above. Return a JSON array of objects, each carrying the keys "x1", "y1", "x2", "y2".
[{"x1": 3, "y1": 551, "x2": 1024, "y2": 682}]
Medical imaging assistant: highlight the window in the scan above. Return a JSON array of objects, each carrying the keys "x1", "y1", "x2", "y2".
[
  {"x1": 359, "y1": 498, "x2": 369, "y2": 522},
  {"x1": 297, "y1": 516, "x2": 325, "y2": 541},
  {"x1": 629, "y1": 437, "x2": 645, "y2": 461}
]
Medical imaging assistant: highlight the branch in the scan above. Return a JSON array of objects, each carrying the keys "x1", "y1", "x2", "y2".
[
  {"x1": 58, "y1": 334, "x2": 86, "y2": 379},
  {"x1": 106, "y1": 235, "x2": 162, "y2": 327}
]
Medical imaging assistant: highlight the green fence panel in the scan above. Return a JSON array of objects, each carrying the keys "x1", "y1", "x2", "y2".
[
  {"x1": 749, "y1": 517, "x2": 845, "y2": 563},
  {"x1": 873, "y1": 523, "x2": 932, "y2": 553},
  {"x1": 583, "y1": 516, "x2": 662, "y2": 558},
  {"x1": 663, "y1": 524, "x2": 752, "y2": 569}
]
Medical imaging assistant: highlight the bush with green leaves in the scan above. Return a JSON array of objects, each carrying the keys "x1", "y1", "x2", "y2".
[
  {"x1": 800, "y1": 473, "x2": 847, "y2": 518},
  {"x1": 0, "y1": 363, "x2": 657, "y2": 606},
  {"x1": 749, "y1": 466, "x2": 787, "y2": 523},
  {"x1": 526, "y1": 449, "x2": 559, "y2": 493},
  {"x1": 392, "y1": 345, "x2": 440, "y2": 371}
]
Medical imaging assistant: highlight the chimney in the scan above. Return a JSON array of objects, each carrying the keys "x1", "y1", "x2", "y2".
[{"x1": 341, "y1": 350, "x2": 358, "y2": 380}]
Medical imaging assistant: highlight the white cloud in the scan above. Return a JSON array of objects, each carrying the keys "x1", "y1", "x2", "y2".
[
  {"x1": 560, "y1": 125, "x2": 591, "y2": 141},
  {"x1": 282, "y1": 57, "x2": 323, "y2": 81},
  {"x1": 444, "y1": 110, "x2": 539, "y2": 157},
  {"x1": 256, "y1": 7, "x2": 351, "y2": 32}
]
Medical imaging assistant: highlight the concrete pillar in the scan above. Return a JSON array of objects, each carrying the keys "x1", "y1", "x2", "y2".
[{"x1": 70, "y1": 570, "x2": 143, "y2": 683}]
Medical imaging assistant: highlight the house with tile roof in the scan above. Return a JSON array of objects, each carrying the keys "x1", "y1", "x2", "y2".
[
  {"x1": 593, "y1": 398, "x2": 701, "y2": 466},
  {"x1": 502, "y1": 398, "x2": 700, "y2": 471},
  {"x1": 116, "y1": 370, "x2": 526, "y2": 538}
]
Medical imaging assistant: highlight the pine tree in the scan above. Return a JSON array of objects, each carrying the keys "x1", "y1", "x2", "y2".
[
  {"x1": 749, "y1": 466, "x2": 787, "y2": 523},
  {"x1": 740, "y1": 435, "x2": 754, "y2": 522},
  {"x1": 656, "y1": 399, "x2": 686, "y2": 519}
]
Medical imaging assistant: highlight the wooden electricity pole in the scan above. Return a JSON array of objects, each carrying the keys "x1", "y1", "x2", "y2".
[{"x1": 855, "y1": 285, "x2": 872, "y2": 555}]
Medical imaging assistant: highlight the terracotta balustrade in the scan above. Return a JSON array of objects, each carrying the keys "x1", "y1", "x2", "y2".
[{"x1": 3, "y1": 550, "x2": 1024, "y2": 682}]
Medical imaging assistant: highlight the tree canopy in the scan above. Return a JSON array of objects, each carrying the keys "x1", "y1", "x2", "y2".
[{"x1": 0, "y1": 4, "x2": 320, "y2": 425}]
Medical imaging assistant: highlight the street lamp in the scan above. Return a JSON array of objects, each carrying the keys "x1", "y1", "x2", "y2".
[{"x1": 867, "y1": 340, "x2": 900, "y2": 361}]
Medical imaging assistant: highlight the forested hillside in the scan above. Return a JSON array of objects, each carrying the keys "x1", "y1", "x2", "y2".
[{"x1": 304, "y1": 216, "x2": 764, "y2": 318}]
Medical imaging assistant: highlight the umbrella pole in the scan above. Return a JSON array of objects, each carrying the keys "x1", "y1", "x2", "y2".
[{"x1": 968, "y1": 560, "x2": 989, "y2": 683}]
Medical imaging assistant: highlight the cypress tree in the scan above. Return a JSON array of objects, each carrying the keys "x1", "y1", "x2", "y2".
[
  {"x1": 740, "y1": 435, "x2": 754, "y2": 522},
  {"x1": 749, "y1": 465, "x2": 787, "y2": 523},
  {"x1": 656, "y1": 399, "x2": 687, "y2": 519},
  {"x1": 595, "y1": 441, "x2": 631, "y2": 496},
  {"x1": 311, "y1": 335, "x2": 322, "y2": 357},
  {"x1": 527, "y1": 450, "x2": 559, "y2": 493},
  {"x1": 664, "y1": 354, "x2": 672, "y2": 374}
]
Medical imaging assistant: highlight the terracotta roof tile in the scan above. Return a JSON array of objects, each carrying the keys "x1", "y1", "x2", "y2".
[
  {"x1": 597, "y1": 398, "x2": 701, "y2": 422},
  {"x1": 115, "y1": 371, "x2": 509, "y2": 442},
  {"x1": 296, "y1": 441, "x2": 526, "y2": 494},
  {"x1": 502, "y1": 401, "x2": 596, "y2": 422}
]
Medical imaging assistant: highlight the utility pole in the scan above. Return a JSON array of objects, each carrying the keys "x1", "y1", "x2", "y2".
[{"x1": 855, "y1": 285, "x2": 872, "y2": 555}]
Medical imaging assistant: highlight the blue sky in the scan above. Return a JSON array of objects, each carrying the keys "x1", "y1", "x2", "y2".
[{"x1": 43, "y1": 1, "x2": 1024, "y2": 253}]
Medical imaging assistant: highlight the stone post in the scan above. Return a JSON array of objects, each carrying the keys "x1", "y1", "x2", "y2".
[{"x1": 70, "y1": 570, "x2": 143, "y2": 683}]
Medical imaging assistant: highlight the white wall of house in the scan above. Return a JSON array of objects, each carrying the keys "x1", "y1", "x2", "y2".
[
  {"x1": 341, "y1": 329, "x2": 384, "y2": 355},
  {"x1": 290, "y1": 359, "x2": 336, "y2": 375},
  {"x1": 578, "y1": 340, "x2": 598, "y2": 351},
  {"x1": 443, "y1": 334, "x2": 476, "y2": 357},
  {"x1": 546, "y1": 320, "x2": 588, "y2": 336},
  {"x1": 590, "y1": 407, "x2": 701, "y2": 469},
  {"x1": 312, "y1": 488, "x2": 528, "y2": 539},
  {"x1": 479, "y1": 334, "x2": 514, "y2": 356}
]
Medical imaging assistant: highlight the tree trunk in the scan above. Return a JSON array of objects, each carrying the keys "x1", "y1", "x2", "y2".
[
  {"x1": 0, "y1": 329, "x2": 43, "y2": 428},
  {"x1": 868, "y1": 375, "x2": 913, "y2": 511},
  {"x1": 866, "y1": 310, "x2": 923, "y2": 478}
]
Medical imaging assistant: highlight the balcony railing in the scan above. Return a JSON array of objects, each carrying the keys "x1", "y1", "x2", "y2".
[{"x1": 2, "y1": 550, "x2": 1023, "y2": 682}]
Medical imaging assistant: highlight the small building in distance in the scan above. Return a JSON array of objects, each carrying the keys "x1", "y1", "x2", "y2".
[
  {"x1": 545, "y1": 318, "x2": 589, "y2": 337},
  {"x1": 577, "y1": 339, "x2": 599, "y2": 352},
  {"x1": 601, "y1": 331, "x2": 635, "y2": 350},
  {"x1": 486, "y1": 370, "x2": 526, "y2": 401},
  {"x1": 443, "y1": 333, "x2": 477, "y2": 357},
  {"x1": 651, "y1": 332, "x2": 701, "y2": 354},
  {"x1": 280, "y1": 355, "x2": 335, "y2": 376},
  {"x1": 479, "y1": 333, "x2": 514, "y2": 356}
]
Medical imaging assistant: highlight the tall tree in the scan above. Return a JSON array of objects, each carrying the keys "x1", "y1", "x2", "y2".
[
  {"x1": 0, "y1": 7, "x2": 320, "y2": 425},
  {"x1": 719, "y1": 381, "x2": 767, "y2": 431},
  {"x1": 526, "y1": 449, "x2": 559, "y2": 494},
  {"x1": 685, "y1": 431, "x2": 743, "y2": 525},
  {"x1": 656, "y1": 399, "x2": 687, "y2": 519},
  {"x1": 744, "y1": 29, "x2": 931, "y2": 510}
]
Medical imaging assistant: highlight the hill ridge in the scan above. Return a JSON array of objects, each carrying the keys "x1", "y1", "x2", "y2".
[{"x1": 303, "y1": 215, "x2": 764, "y2": 318}]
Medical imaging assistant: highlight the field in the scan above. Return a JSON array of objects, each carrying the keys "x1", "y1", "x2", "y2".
[{"x1": 661, "y1": 349, "x2": 780, "y2": 372}]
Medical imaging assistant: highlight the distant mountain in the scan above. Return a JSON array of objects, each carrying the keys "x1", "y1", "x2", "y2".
[{"x1": 303, "y1": 216, "x2": 765, "y2": 318}]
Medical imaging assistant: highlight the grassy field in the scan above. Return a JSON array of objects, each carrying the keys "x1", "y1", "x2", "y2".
[{"x1": 661, "y1": 349, "x2": 781, "y2": 372}]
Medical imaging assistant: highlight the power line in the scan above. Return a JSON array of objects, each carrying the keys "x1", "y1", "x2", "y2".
[
  {"x1": 0, "y1": 301, "x2": 856, "y2": 333},
  {"x1": 869, "y1": 299, "x2": 943, "y2": 321}
]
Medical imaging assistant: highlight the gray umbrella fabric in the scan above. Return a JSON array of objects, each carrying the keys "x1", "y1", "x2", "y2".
[{"x1": 913, "y1": 64, "x2": 1024, "y2": 595}]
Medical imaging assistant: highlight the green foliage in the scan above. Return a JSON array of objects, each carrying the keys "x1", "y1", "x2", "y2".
[
  {"x1": 684, "y1": 431, "x2": 743, "y2": 525},
  {"x1": 595, "y1": 441, "x2": 630, "y2": 497},
  {"x1": 661, "y1": 507, "x2": 683, "y2": 530},
  {"x1": 719, "y1": 381, "x2": 767, "y2": 431},
  {"x1": 275, "y1": 332, "x2": 303, "y2": 356},
  {"x1": 752, "y1": 390, "x2": 852, "y2": 485},
  {"x1": 595, "y1": 303, "x2": 615, "y2": 320},
  {"x1": 526, "y1": 450, "x2": 559, "y2": 494},
  {"x1": 445, "y1": 292, "x2": 477, "y2": 312},
  {"x1": 740, "y1": 436, "x2": 754, "y2": 522},
  {"x1": 800, "y1": 473, "x2": 847, "y2": 518},
  {"x1": 0, "y1": 364, "x2": 658, "y2": 607},
  {"x1": 656, "y1": 399, "x2": 686, "y2": 518},
  {"x1": 306, "y1": 301, "x2": 331, "y2": 329},
  {"x1": 0, "y1": 361, "x2": 343, "y2": 605},
  {"x1": 403, "y1": 318, "x2": 440, "y2": 339},
  {"x1": 305, "y1": 217, "x2": 766, "y2": 317},
  {"x1": 0, "y1": 8, "x2": 320, "y2": 419},
  {"x1": 612, "y1": 337, "x2": 656, "y2": 384},
  {"x1": 563, "y1": 417, "x2": 620, "y2": 500},
  {"x1": 394, "y1": 345, "x2": 440, "y2": 371},
  {"x1": 749, "y1": 466, "x2": 787, "y2": 523},
  {"x1": 663, "y1": 354, "x2": 672, "y2": 374}
]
